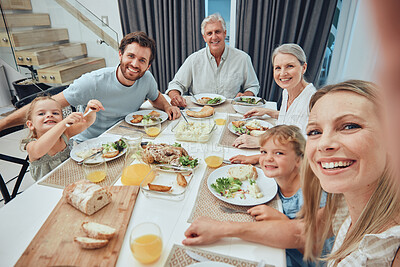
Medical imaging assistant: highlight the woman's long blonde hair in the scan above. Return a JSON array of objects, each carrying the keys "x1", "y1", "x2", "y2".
[{"x1": 300, "y1": 80, "x2": 400, "y2": 265}]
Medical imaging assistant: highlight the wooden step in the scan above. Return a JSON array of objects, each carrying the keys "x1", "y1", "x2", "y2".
[
  {"x1": 37, "y1": 57, "x2": 106, "y2": 84},
  {"x1": 0, "y1": 28, "x2": 69, "y2": 48},
  {"x1": 15, "y1": 43, "x2": 87, "y2": 66},
  {"x1": 1, "y1": 0, "x2": 32, "y2": 10},
  {"x1": 0, "y1": 13, "x2": 50, "y2": 28}
]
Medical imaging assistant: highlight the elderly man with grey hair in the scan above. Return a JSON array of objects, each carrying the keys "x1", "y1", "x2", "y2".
[{"x1": 166, "y1": 13, "x2": 260, "y2": 107}]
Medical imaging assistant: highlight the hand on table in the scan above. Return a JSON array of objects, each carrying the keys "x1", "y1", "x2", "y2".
[
  {"x1": 233, "y1": 134, "x2": 261, "y2": 149},
  {"x1": 248, "y1": 205, "x2": 289, "y2": 221},
  {"x1": 182, "y1": 217, "x2": 226, "y2": 246},
  {"x1": 229, "y1": 154, "x2": 260, "y2": 165},
  {"x1": 170, "y1": 94, "x2": 187, "y2": 107},
  {"x1": 235, "y1": 91, "x2": 254, "y2": 98},
  {"x1": 165, "y1": 105, "x2": 181, "y2": 120},
  {"x1": 243, "y1": 107, "x2": 269, "y2": 118}
]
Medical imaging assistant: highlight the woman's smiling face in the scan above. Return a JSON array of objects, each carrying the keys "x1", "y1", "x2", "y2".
[
  {"x1": 305, "y1": 91, "x2": 386, "y2": 196},
  {"x1": 273, "y1": 53, "x2": 306, "y2": 91}
]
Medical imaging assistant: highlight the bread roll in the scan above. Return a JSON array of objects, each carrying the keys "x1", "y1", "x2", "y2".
[
  {"x1": 63, "y1": 180, "x2": 112, "y2": 215},
  {"x1": 186, "y1": 106, "x2": 214, "y2": 118},
  {"x1": 74, "y1": 236, "x2": 109, "y2": 249},
  {"x1": 228, "y1": 165, "x2": 258, "y2": 181},
  {"x1": 82, "y1": 222, "x2": 116, "y2": 240}
]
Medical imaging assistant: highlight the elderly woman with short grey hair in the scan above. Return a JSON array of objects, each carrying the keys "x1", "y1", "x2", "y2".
[{"x1": 233, "y1": 43, "x2": 316, "y2": 149}]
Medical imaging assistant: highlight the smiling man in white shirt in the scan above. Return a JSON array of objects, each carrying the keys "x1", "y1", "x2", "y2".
[{"x1": 166, "y1": 13, "x2": 260, "y2": 107}]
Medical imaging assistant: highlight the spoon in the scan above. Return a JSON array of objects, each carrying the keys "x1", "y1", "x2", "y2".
[{"x1": 179, "y1": 107, "x2": 189, "y2": 124}]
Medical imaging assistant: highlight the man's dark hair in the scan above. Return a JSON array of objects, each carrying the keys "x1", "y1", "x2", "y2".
[{"x1": 119, "y1": 31, "x2": 156, "y2": 65}]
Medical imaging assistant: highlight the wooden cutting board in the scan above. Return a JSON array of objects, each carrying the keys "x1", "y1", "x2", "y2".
[{"x1": 15, "y1": 186, "x2": 139, "y2": 267}]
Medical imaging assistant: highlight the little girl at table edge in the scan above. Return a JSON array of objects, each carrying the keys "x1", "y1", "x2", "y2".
[{"x1": 22, "y1": 95, "x2": 103, "y2": 181}]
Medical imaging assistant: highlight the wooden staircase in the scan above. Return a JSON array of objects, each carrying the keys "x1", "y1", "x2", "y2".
[{"x1": 0, "y1": 0, "x2": 106, "y2": 84}]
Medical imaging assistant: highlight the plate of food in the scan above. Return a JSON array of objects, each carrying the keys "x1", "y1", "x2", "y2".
[
  {"x1": 191, "y1": 93, "x2": 226, "y2": 106},
  {"x1": 71, "y1": 136, "x2": 127, "y2": 163},
  {"x1": 228, "y1": 119, "x2": 273, "y2": 136},
  {"x1": 140, "y1": 169, "x2": 194, "y2": 198},
  {"x1": 125, "y1": 110, "x2": 168, "y2": 126},
  {"x1": 141, "y1": 142, "x2": 199, "y2": 172},
  {"x1": 207, "y1": 164, "x2": 278, "y2": 206},
  {"x1": 232, "y1": 96, "x2": 265, "y2": 106},
  {"x1": 186, "y1": 106, "x2": 215, "y2": 119}
]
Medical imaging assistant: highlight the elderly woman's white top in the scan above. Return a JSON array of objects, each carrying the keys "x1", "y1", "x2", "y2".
[
  {"x1": 277, "y1": 83, "x2": 316, "y2": 136},
  {"x1": 328, "y1": 216, "x2": 400, "y2": 266}
]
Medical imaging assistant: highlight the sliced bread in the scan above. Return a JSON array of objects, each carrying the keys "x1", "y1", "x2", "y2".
[
  {"x1": 228, "y1": 164, "x2": 258, "y2": 181},
  {"x1": 82, "y1": 222, "x2": 116, "y2": 240},
  {"x1": 74, "y1": 236, "x2": 109, "y2": 249},
  {"x1": 63, "y1": 180, "x2": 112, "y2": 215}
]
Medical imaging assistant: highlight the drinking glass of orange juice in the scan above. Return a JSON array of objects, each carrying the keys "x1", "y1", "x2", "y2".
[
  {"x1": 130, "y1": 222, "x2": 162, "y2": 264},
  {"x1": 121, "y1": 162, "x2": 155, "y2": 186},
  {"x1": 82, "y1": 157, "x2": 107, "y2": 183},
  {"x1": 144, "y1": 120, "x2": 161, "y2": 137},
  {"x1": 204, "y1": 145, "x2": 224, "y2": 168}
]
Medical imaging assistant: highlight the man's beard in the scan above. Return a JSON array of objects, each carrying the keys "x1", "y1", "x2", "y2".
[{"x1": 119, "y1": 63, "x2": 146, "y2": 82}]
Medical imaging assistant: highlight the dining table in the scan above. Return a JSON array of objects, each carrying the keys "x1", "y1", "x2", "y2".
[{"x1": 0, "y1": 96, "x2": 285, "y2": 267}]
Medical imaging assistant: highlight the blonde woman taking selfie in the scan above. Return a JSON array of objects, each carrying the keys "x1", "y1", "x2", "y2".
[{"x1": 300, "y1": 80, "x2": 400, "y2": 266}]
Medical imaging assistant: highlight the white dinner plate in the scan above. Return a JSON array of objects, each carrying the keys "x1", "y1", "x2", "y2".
[
  {"x1": 185, "y1": 107, "x2": 215, "y2": 119},
  {"x1": 124, "y1": 110, "x2": 168, "y2": 126},
  {"x1": 191, "y1": 93, "x2": 226, "y2": 106},
  {"x1": 207, "y1": 165, "x2": 278, "y2": 206},
  {"x1": 232, "y1": 96, "x2": 265, "y2": 106},
  {"x1": 189, "y1": 262, "x2": 234, "y2": 267},
  {"x1": 70, "y1": 136, "x2": 126, "y2": 164},
  {"x1": 227, "y1": 119, "x2": 273, "y2": 136}
]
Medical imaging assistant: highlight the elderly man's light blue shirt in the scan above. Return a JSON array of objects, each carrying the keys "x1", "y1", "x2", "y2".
[{"x1": 166, "y1": 45, "x2": 259, "y2": 98}]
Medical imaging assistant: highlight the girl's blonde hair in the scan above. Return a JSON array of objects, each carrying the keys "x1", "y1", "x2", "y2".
[
  {"x1": 260, "y1": 125, "x2": 305, "y2": 158},
  {"x1": 21, "y1": 95, "x2": 61, "y2": 149},
  {"x1": 300, "y1": 80, "x2": 400, "y2": 265}
]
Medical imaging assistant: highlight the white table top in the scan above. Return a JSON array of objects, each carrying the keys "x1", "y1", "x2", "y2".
[{"x1": 0, "y1": 102, "x2": 285, "y2": 267}]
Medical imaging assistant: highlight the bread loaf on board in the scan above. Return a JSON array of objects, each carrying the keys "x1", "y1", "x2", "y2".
[{"x1": 63, "y1": 180, "x2": 112, "y2": 215}]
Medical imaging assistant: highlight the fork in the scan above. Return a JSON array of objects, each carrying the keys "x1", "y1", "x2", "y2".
[
  {"x1": 189, "y1": 92, "x2": 198, "y2": 102},
  {"x1": 66, "y1": 107, "x2": 95, "y2": 127},
  {"x1": 219, "y1": 206, "x2": 248, "y2": 214}
]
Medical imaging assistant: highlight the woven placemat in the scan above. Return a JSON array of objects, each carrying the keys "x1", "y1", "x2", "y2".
[
  {"x1": 187, "y1": 163, "x2": 279, "y2": 223},
  {"x1": 218, "y1": 115, "x2": 243, "y2": 147},
  {"x1": 217, "y1": 115, "x2": 277, "y2": 148},
  {"x1": 107, "y1": 120, "x2": 172, "y2": 139},
  {"x1": 184, "y1": 96, "x2": 236, "y2": 114},
  {"x1": 164, "y1": 244, "x2": 274, "y2": 267},
  {"x1": 38, "y1": 156, "x2": 124, "y2": 189}
]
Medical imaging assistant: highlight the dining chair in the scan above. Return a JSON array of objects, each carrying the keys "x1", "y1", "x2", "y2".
[
  {"x1": 0, "y1": 125, "x2": 30, "y2": 204},
  {"x1": 1, "y1": 85, "x2": 73, "y2": 204}
]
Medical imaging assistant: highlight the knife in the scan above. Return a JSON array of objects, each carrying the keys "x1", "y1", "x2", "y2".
[{"x1": 185, "y1": 250, "x2": 210, "y2": 262}]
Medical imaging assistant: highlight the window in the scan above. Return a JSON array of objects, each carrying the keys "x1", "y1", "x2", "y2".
[{"x1": 206, "y1": 0, "x2": 232, "y2": 44}]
